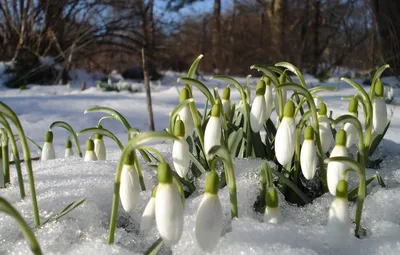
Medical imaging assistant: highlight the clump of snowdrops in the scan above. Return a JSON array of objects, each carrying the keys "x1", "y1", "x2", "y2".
[{"x1": 0, "y1": 55, "x2": 393, "y2": 254}]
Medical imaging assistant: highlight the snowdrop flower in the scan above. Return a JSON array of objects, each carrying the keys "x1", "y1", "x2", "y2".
[
  {"x1": 318, "y1": 102, "x2": 333, "y2": 153},
  {"x1": 94, "y1": 132, "x2": 106, "y2": 160},
  {"x1": 300, "y1": 126, "x2": 317, "y2": 180},
  {"x1": 195, "y1": 171, "x2": 223, "y2": 252},
  {"x1": 140, "y1": 186, "x2": 157, "y2": 233},
  {"x1": 172, "y1": 119, "x2": 190, "y2": 178},
  {"x1": 344, "y1": 98, "x2": 358, "y2": 148},
  {"x1": 84, "y1": 139, "x2": 97, "y2": 161},
  {"x1": 264, "y1": 186, "x2": 281, "y2": 224},
  {"x1": 314, "y1": 96, "x2": 321, "y2": 110},
  {"x1": 155, "y1": 162, "x2": 184, "y2": 245},
  {"x1": 327, "y1": 129, "x2": 348, "y2": 196},
  {"x1": 275, "y1": 100, "x2": 296, "y2": 166},
  {"x1": 327, "y1": 179, "x2": 350, "y2": 249},
  {"x1": 204, "y1": 104, "x2": 221, "y2": 157},
  {"x1": 41, "y1": 131, "x2": 56, "y2": 161},
  {"x1": 178, "y1": 88, "x2": 195, "y2": 138},
  {"x1": 222, "y1": 87, "x2": 232, "y2": 121},
  {"x1": 119, "y1": 152, "x2": 140, "y2": 213},
  {"x1": 64, "y1": 138, "x2": 74, "y2": 158},
  {"x1": 373, "y1": 80, "x2": 387, "y2": 135},
  {"x1": 250, "y1": 80, "x2": 267, "y2": 133},
  {"x1": 265, "y1": 80, "x2": 273, "y2": 120}
]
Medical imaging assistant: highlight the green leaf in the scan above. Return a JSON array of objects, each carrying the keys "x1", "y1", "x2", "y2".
[
  {"x1": 189, "y1": 151, "x2": 207, "y2": 174},
  {"x1": 275, "y1": 62, "x2": 306, "y2": 87},
  {"x1": 41, "y1": 198, "x2": 86, "y2": 225},
  {"x1": 187, "y1": 54, "x2": 204, "y2": 79},
  {"x1": 14, "y1": 134, "x2": 42, "y2": 151},
  {"x1": 309, "y1": 85, "x2": 338, "y2": 93},
  {"x1": 369, "y1": 119, "x2": 391, "y2": 156},
  {"x1": 177, "y1": 77, "x2": 215, "y2": 105},
  {"x1": 228, "y1": 128, "x2": 243, "y2": 156},
  {"x1": 77, "y1": 127, "x2": 124, "y2": 150},
  {"x1": 370, "y1": 64, "x2": 390, "y2": 99},
  {"x1": 49, "y1": 121, "x2": 82, "y2": 157},
  {"x1": 168, "y1": 98, "x2": 195, "y2": 133},
  {"x1": 252, "y1": 131, "x2": 267, "y2": 158},
  {"x1": 84, "y1": 106, "x2": 131, "y2": 131},
  {"x1": 144, "y1": 237, "x2": 164, "y2": 255},
  {"x1": 376, "y1": 171, "x2": 386, "y2": 187},
  {"x1": 0, "y1": 197, "x2": 42, "y2": 255},
  {"x1": 250, "y1": 65, "x2": 280, "y2": 86}
]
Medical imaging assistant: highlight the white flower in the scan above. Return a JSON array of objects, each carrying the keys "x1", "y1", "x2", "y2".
[
  {"x1": 300, "y1": 126, "x2": 317, "y2": 180},
  {"x1": 84, "y1": 139, "x2": 97, "y2": 161},
  {"x1": 264, "y1": 206, "x2": 281, "y2": 224},
  {"x1": 41, "y1": 142, "x2": 56, "y2": 160},
  {"x1": 327, "y1": 180, "x2": 350, "y2": 249},
  {"x1": 120, "y1": 163, "x2": 141, "y2": 213},
  {"x1": 94, "y1": 137, "x2": 106, "y2": 160},
  {"x1": 327, "y1": 130, "x2": 348, "y2": 196},
  {"x1": 344, "y1": 113, "x2": 358, "y2": 148},
  {"x1": 204, "y1": 104, "x2": 221, "y2": 157},
  {"x1": 275, "y1": 101, "x2": 296, "y2": 166},
  {"x1": 250, "y1": 96, "x2": 267, "y2": 133},
  {"x1": 178, "y1": 88, "x2": 195, "y2": 138},
  {"x1": 372, "y1": 97, "x2": 387, "y2": 135},
  {"x1": 318, "y1": 115, "x2": 333, "y2": 153},
  {"x1": 172, "y1": 138, "x2": 190, "y2": 178},
  {"x1": 140, "y1": 196, "x2": 156, "y2": 233},
  {"x1": 64, "y1": 148, "x2": 73, "y2": 158},
  {"x1": 155, "y1": 163, "x2": 184, "y2": 245},
  {"x1": 265, "y1": 83, "x2": 273, "y2": 120},
  {"x1": 222, "y1": 99, "x2": 231, "y2": 120},
  {"x1": 195, "y1": 193, "x2": 223, "y2": 252},
  {"x1": 313, "y1": 97, "x2": 321, "y2": 110}
]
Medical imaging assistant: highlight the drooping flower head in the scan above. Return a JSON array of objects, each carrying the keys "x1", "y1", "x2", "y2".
[
  {"x1": 155, "y1": 162, "x2": 184, "y2": 245},
  {"x1": 94, "y1": 125, "x2": 106, "y2": 160},
  {"x1": 222, "y1": 87, "x2": 232, "y2": 121},
  {"x1": 195, "y1": 171, "x2": 223, "y2": 252},
  {"x1": 204, "y1": 103, "x2": 221, "y2": 158},
  {"x1": 300, "y1": 126, "x2": 317, "y2": 180},
  {"x1": 318, "y1": 102, "x2": 333, "y2": 153},
  {"x1": 140, "y1": 185, "x2": 157, "y2": 233},
  {"x1": 84, "y1": 138, "x2": 97, "y2": 161},
  {"x1": 275, "y1": 100, "x2": 296, "y2": 166},
  {"x1": 327, "y1": 129, "x2": 348, "y2": 196},
  {"x1": 373, "y1": 79, "x2": 388, "y2": 135},
  {"x1": 344, "y1": 98, "x2": 358, "y2": 148},
  {"x1": 178, "y1": 87, "x2": 195, "y2": 138},
  {"x1": 64, "y1": 138, "x2": 73, "y2": 158},
  {"x1": 120, "y1": 151, "x2": 140, "y2": 213},
  {"x1": 41, "y1": 131, "x2": 56, "y2": 161},
  {"x1": 172, "y1": 119, "x2": 190, "y2": 178},
  {"x1": 264, "y1": 186, "x2": 281, "y2": 224},
  {"x1": 250, "y1": 80, "x2": 267, "y2": 133},
  {"x1": 264, "y1": 78, "x2": 273, "y2": 120}
]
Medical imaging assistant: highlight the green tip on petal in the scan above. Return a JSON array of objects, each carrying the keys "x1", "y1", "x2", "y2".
[
  {"x1": 65, "y1": 138, "x2": 72, "y2": 149},
  {"x1": 348, "y1": 98, "x2": 358, "y2": 114},
  {"x1": 174, "y1": 119, "x2": 185, "y2": 137},
  {"x1": 304, "y1": 126, "x2": 315, "y2": 140},
  {"x1": 157, "y1": 162, "x2": 173, "y2": 184},
  {"x1": 151, "y1": 185, "x2": 158, "y2": 197},
  {"x1": 256, "y1": 80, "x2": 266, "y2": 96},
  {"x1": 205, "y1": 170, "x2": 220, "y2": 195},
  {"x1": 319, "y1": 102, "x2": 327, "y2": 116},
  {"x1": 335, "y1": 129, "x2": 347, "y2": 146},
  {"x1": 375, "y1": 79, "x2": 384, "y2": 97},
  {"x1": 95, "y1": 133, "x2": 103, "y2": 139},
  {"x1": 45, "y1": 131, "x2": 53, "y2": 143},
  {"x1": 179, "y1": 87, "x2": 191, "y2": 102},
  {"x1": 265, "y1": 187, "x2": 279, "y2": 208},
  {"x1": 211, "y1": 103, "x2": 221, "y2": 117},
  {"x1": 123, "y1": 150, "x2": 135, "y2": 165},
  {"x1": 283, "y1": 100, "x2": 295, "y2": 118},
  {"x1": 222, "y1": 87, "x2": 231, "y2": 100},
  {"x1": 336, "y1": 179, "x2": 348, "y2": 198},
  {"x1": 262, "y1": 76, "x2": 271, "y2": 85},
  {"x1": 86, "y1": 138, "x2": 95, "y2": 151}
]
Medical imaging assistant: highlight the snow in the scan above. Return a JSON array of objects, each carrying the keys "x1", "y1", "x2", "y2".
[{"x1": 1, "y1": 70, "x2": 400, "y2": 254}]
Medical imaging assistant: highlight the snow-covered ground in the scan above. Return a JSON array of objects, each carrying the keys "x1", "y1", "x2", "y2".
[{"x1": 1, "y1": 69, "x2": 400, "y2": 254}]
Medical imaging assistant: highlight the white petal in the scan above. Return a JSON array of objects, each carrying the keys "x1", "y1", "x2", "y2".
[
  {"x1": 120, "y1": 164, "x2": 140, "y2": 213},
  {"x1": 94, "y1": 138, "x2": 106, "y2": 160},
  {"x1": 84, "y1": 151, "x2": 97, "y2": 161},
  {"x1": 172, "y1": 138, "x2": 190, "y2": 178},
  {"x1": 250, "y1": 95, "x2": 267, "y2": 133},
  {"x1": 265, "y1": 85, "x2": 273, "y2": 120},
  {"x1": 264, "y1": 206, "x2": 281, "y2": 224},
  {"x1": 314, "y1": 97, "x2": 321, "y2": 109},
  {"x1": 318, "y1": 116, "x2": 333, "y2": 153},
  {"x1": 155, "y1": 183, "x2": 184, "y2": 245},
  {"x1": 275, "y1": 117, "x2": 296, "y2": 166},
  {"x1": 300, "y1": 140, "x2": 317, "y2": 180},
  {"x1": 327, "y1": 145, "x2": 348, "y2": 196},
  {"x1": 327, "y1": 198, "x2": 350, "y2": 248},
  {"x1": 373, "y1": 97, "x2": 387, "y2": 135},
  {"x1": 41, "y1": 142, "x2": 56, "y2": 160},
  {"x1": 140, "y1": 197, "x2": 156, "y2": 233},
  {"x1": 64, "y1": 148, "x2": 74, "y2": 158},
  {"x1": 344, "y1": 122, "x2": 357, "y2": 148},
  {"x1": 204, "y1": 117, "x2": 221, "y2": 156},
  {"x1": 222, "y1": 99, "x2": 231, "y2": 119},
  {"x1": 195, "y1": 194, "x2": 223, "y2": 252},
  {"x1": 178, "y1": 105, "x2": 195, "y2": 138}
]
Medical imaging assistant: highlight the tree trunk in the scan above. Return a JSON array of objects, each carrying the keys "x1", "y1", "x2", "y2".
[
  {"x1": 310, "y1": 0, "x2": 320, "y2": 75},
  {"x1": 370, "y1": 8, "x2": 376, "y2": 69},
  {"x1": 142, "y1": 47, "x2": 155, "y2": 131},
  {"x1": 212, "y1": 0, "x2": 221, "y2": 73},
  {"x1": 270, "y1": 0, "x2": 286, "y2": 60},
  {"x1": 372, "y1": 0, "x2": 400, "y2": 75}
]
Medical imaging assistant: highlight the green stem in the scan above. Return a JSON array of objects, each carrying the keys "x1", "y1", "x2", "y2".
[
  {"x1": 108, "y1": 131, "x2": 179, "y2": 244},
  {"x1": 0, "y1": 102, "x2": 40, "y2": 226},
  {"x1": 84, "y1": 106, "x2": 131, "y2": 131},
  {"x1": 49, "y1": 121, "x2": 82, "y2": 157}
]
